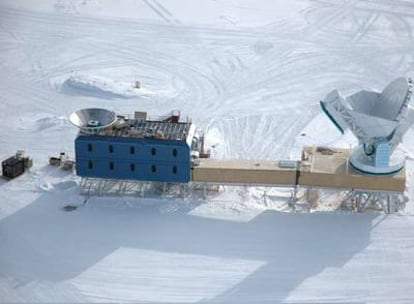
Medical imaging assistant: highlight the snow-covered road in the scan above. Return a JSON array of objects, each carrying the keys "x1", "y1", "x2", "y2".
[{"x1": 1, "y1": 0, "x2": 414, "y2": 302}]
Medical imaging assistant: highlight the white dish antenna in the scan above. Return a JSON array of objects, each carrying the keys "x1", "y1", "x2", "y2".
[
  {"x1": 320, "y1": 77, "x2": 413, "y2": 174},
  {"x1": 69, "y1": 108, "x2": 117, "y2": 134}
]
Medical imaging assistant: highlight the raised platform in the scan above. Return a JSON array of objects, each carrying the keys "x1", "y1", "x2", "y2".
[
  {"x1": 299, "y1": 146, "x2": 405, "y2": 191},
  {"x1": 191, "y1": 146, "x2": 406, "y2": 192}
]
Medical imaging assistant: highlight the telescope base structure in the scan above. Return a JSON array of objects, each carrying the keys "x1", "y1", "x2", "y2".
[
  {"x1": 349, "y1": 146, "x2": 405, "y2": 175},
  {"x1": 299, "y1": 146, "x2": 405, "y2": 191}
]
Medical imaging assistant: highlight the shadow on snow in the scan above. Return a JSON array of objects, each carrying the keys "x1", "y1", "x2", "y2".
[{"x1": 0, "y1": 190, "x2": 376, "y2": 303}]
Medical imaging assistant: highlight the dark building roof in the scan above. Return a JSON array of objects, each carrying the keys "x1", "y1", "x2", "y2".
[{"x1": 2, "y1": 156, "x2": 22, "y2": 166}]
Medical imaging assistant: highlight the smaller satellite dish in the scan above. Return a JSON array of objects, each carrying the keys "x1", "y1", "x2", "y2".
[{"x1": 69, "y1": 108, "x2": 117, "y2": 133}]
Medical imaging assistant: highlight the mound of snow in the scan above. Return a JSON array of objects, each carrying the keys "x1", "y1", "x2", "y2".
[
  {"x1": 62, "y1": 74, "x2": 153, "y2": 99},
  {"x1": 12, "y1": 113, "x2": 68, "y2": 131},
  {"x1": 35, "y1": 116, "x2": 67, "y2": 131}
]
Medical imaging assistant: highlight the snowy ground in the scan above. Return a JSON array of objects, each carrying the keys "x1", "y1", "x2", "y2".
[{"x1": 1, "y1": 0, "x2": 414, "y2": 302}]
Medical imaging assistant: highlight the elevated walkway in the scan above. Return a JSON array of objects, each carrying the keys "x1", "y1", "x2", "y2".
[
  {"x1": 191, "y1": 159, "x2": 298, "y2": 186},
  {"x1": 191, "y1": 146, "x2": 406, "y2": 192}
]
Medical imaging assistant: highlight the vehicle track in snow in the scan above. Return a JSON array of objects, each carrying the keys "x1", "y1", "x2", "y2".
[
  {"x1": 2, "y1": 1, "x2": 412, "y2": 165},
  {"x1": 142, "y1": 0, "x2": 181, "y2": 25}
]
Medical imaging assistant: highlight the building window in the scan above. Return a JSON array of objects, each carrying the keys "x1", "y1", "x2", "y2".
[
  {"x1": 130, "y1": 163, "x2": 135, "y2": 172},
  {"x1": 151, "y1": 164, "x2": 156, "y2": 173},
  {"x1": 88, "y1": 160, "x2": 93, "y2": 169},
  {"x1": 109, "y1": 162, "x2": 114, "y2": 170},
  {"x1": 173, "y1": 148, "x2": 177, "y2": 157},
  {"x1": 87, "y1": 143, "x2": 93, "y2": 152},
  {"x1": 130, "y1": 146, "x2": 135, "y2": 154},
  {"x1": 109, "y1": 145, "x2": 114, "y2": 153},
  {"x1": 151, "y1": 147, "x2": 156, "y2": 156},
  {"x1": 172, "y1": 165, "x2": 177, "y2": 174}
]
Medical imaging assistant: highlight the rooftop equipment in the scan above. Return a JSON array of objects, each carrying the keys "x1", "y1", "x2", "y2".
[{"x1": 320, "y1": 77, "x2": 413, "y2": 174}]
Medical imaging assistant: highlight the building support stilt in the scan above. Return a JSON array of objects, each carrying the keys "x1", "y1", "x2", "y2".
[{"x1": 342, "y1": 190, "x2": 406, "y2": 213}]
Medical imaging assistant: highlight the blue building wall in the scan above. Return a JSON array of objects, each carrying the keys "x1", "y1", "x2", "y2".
[{"x1": 75, "y1": 135, "x2": 190, "y2": 182}]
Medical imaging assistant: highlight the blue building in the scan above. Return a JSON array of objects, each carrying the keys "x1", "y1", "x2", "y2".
[{"x1": 72, "y1": 109, "x2": 197, "y2": 183}]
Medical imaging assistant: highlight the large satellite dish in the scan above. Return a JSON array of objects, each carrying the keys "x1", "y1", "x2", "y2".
[
  {"x1": 320, "y1": 77, "x2": 413, "y2": 174},
  {"x1": 69, "y1": 108, "x2": 117, "y2": 134}
]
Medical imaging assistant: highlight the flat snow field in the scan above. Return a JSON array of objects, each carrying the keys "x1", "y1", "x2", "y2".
[{"x1": 1, "y1": 0, "x2": 414, "y2": 303}]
